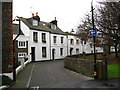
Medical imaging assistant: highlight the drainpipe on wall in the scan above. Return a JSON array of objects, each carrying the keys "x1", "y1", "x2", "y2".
[
  {"x1": 67, "y1": 35, "x2": 68, "y2": 56},
  {"x1": 13, "y1": 19, "x2": 21, "y2": 81},
  {"x1": 49, "y1": 33, "x2": 51, "y2": 60}
]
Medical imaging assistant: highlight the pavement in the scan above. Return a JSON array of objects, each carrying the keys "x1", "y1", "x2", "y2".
[{"x1": 5, "y1": 60, "x2": 120, "y2": 89}]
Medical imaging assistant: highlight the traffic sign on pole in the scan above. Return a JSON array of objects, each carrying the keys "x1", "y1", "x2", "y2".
[{"x1": 89, "y1": 30, "x2": 97, "y2": 36}]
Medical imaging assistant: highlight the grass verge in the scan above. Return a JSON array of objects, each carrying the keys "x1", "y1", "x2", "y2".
[{"x1": 108, "y1": 63, "x2": 120, "y2": 78}]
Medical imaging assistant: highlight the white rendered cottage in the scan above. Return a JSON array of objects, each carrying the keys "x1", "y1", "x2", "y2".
[{"x1": 17, "y1": 14, "x2": 68, "y2": 61}]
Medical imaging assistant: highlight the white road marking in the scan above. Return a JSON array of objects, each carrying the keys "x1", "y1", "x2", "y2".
[
  {"x1": 31, "y1": 86, "x2": 40, "y2": 90},
  {"x1": 26, "y1": 63, "x2": 36, "y2": 88}
]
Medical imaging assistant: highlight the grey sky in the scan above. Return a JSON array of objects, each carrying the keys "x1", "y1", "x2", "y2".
[{"x1": 13, "y1": 0, "x2": 102, "y2": 32}]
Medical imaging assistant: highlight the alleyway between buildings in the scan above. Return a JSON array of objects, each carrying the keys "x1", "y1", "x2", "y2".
[{"x1": 8, "y1": 60, "x2": 118, "y2": 89}]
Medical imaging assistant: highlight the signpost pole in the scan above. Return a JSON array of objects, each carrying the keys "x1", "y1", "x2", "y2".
[{"x1": 91, "y1": 0, "x2": 97, "y2": 79}]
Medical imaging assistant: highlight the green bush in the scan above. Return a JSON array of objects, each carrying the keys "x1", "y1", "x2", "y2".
[{"x1": 2, "y1": 75, "x2": 13, "y2": 85}]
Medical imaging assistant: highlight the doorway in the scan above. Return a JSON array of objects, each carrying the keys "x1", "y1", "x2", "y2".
[
  {"x1": 31, "y1": 47, "x2": 35, "y2": 62},
  {"x1": 52, "y1": 49, "x2": 55, "y2": 60},
  {"x1": 70, "y1": 48, "x2": 73, "y2": 55}
]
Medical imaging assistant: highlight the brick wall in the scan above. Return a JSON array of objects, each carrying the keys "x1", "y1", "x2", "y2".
[
  {"x1": 0, "y1": 1, "x2": 2, "y2": 87},
  {"x1": 15, "y1": 40, "x2": 28, "y2": 67},
  {"x1": 2, "y1": 2, "x2": 13, "y2": 73}
]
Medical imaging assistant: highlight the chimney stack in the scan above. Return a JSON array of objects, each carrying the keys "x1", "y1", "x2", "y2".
[
  {"x1": 32, "y1": 13, "x2": 34, "y2": 17},
  {"x1": 36, "y1": 12, "x2": 38, "y2": 16},
  {"x1": 50, "y1": 17, "x2": 57, "y2": 26}
]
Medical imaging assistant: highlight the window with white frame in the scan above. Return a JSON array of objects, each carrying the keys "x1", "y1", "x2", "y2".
[
  {"x1": 33, "y1": 20, "x2": 38, "y2": 26},
  {"x1": 76, "y1": 39, "x2": 79, "y2": 45},
  {"x1": 42, "y1": 47, "x2": 47, "y2": 58},
  {"x1": 18, "y1": 52, "x2": 27, "y2": 57},
  {"x1": 53, "y1": 36, "x2": 57, "y2": 44},
  {"x1": 18, "y1": 41, "x2": 26, "y2": 48},
  {"x1": 33, "y1": 32, "x2": 38, "y2": 42},
  {"x1": 61, "y1": 37, "x2": 64, "y2": 44},
  {"x1": 51, "y1": 24, "x2": 56, "y2": 30},
  {"x1": 42, "y1": 33, "x2": 46, "y2": 43},
  {"x1": 70, "y1": 39, "x2": 74, "y2": 45}
]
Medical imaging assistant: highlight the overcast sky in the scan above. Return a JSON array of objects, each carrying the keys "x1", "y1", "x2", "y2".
[{"x1": 13, "y1": 0, "x2": 102, "y2": 32}]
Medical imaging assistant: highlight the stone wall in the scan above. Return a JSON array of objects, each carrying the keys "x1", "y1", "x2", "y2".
[
  {"x1": 64, "y1": 57, "x2": 94, "y2": 77},
  {"x1": 64, "y1": 57, "x2": 103, "y2": 78}
]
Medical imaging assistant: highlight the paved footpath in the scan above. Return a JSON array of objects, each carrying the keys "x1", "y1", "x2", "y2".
[{"x1": 8, "y1": 60, "x2": 119, "y2": 89}]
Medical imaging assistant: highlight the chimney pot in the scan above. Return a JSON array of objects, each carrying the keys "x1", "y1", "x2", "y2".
[
  {"x1": 32, "y1": 13, "x2": 34, "y2": 17},
  {"x1": 36, "y1": 12, "x2": 38, "y2": 16}
]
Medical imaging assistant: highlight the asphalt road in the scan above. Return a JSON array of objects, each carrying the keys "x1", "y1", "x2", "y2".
[
  {"x1": 28, "y1": 60, "x2": 107, "y2": 88},
  {"x1": 9, "y1": 60, "x2": 118, "y2": 89}
]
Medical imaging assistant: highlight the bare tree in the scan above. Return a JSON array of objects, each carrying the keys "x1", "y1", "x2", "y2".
[
  {"x1": 77, "y1": 1, "x2": 120, "y2": 58},
  {"x1": 96, "y1": 1, "x2": 120, "y2": 57}
]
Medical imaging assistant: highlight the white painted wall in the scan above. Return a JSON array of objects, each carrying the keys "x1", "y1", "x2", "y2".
[
  {"x1": 83, "y1": 41, "x2": 103, "y2": 54},
  {"x1": 67, "y1": 35, "x2": 82, "y2": 55},
  {"x1": 50, "y1": 34, "x2": 67, "y2": 60},
  {"x1": 29, "y1": 30, "x2": 51, "y2": 61},
  {"x1": 20, "y1": 21, "x2": 30, "y2": 36}
]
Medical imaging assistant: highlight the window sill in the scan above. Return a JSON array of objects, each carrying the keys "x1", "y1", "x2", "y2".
[
  {"x1": 42, "y1": 41, "x2": 46, "y2": 43},
  {"x1": 54, "y1": 43, "x2": 57, "y2": 45},
  {"x1": 18, "y1": 47, "x2": 26, "y2": 48},
  {"x1": 42, "y1": 57, "x2": 47, "y2": 58},
  {"x1": 33, "y1": 41, "x2": 38, "y2": 43}
]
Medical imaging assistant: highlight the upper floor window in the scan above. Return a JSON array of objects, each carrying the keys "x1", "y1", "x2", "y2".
[
  {"x1": 42, "y1": 33, "x2": 46, "y2": 43},
  {"x1": 42, "y1": 47, "x2": 47, "y2": 58},
  {"x1": 76, "y1": 39, "x2": 79, "y2": 45},
  {"x1": 33, "y1": 32, "x2": 38, "y2": 42},
  {"x1": 53, "y1": 36, "x2": 57, "y2": 43},
  {"x1": 18, "y1": 41, "x2": 26, "y2": 48},
  {"x1": 61, "y1": 37, "x2": 64, "y2": 44},
  {"x1": 33, "y1": 20, "x2": 38, "y2": 26},
  {"x1": 70, "y1": 39, "x2": 74, "y2": 45}
]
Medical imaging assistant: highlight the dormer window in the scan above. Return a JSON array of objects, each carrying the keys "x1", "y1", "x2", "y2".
[
  {"x1": 33, "y1": 20, "x2": 38, "y2": 26},
  {"x1": 51, "y1": 24, "x2": 56, "y2": 30}
]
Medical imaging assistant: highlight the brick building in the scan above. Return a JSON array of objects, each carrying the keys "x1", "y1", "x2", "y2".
[{"x1": 0, "y1": 1, "x2": 13, "y2": 78}]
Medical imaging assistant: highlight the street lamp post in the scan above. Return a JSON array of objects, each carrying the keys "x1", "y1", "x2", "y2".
[
  {"x1": 13, "y1": 18, "x2": 21, "y2": 81},
  {"x1": 91, "y1": 0, "x2": 97, "y2": 79}
]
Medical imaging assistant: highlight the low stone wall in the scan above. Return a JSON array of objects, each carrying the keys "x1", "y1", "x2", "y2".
[{"x1": 64, "y1": 57, "x2": 103, "y2": 78}]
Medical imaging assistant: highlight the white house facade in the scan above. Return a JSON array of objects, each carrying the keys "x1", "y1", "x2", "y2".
[
  {"x1": 13, "y1": 14, "x2": 104, "y2": 63},
  {"x1": 15, "y1": 14, "x2": 69, "y2": 62},
  {"x1": 50, "y1": 33, "x2": 67, "y2": 60},
  {"x1": 67, "y1": 34, "x2": 82, "y2": 55}
]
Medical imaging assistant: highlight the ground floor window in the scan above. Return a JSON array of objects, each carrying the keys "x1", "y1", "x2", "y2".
[
  {"x1": 70, "y1": 48, "x2": 73, "y2": 55},
  {"x1": 18, "y1": 52, "x2": 27, "y2": 57},
  {"x1": 42, "y1": 47, "x2": 47, "y2": 57},
  {"x1": 76, "y1": 48, "x2": 79, "y2": 54}
]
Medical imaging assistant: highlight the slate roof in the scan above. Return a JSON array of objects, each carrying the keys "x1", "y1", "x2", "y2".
[
  {"x1": 13, "y1": 24, "x2": 24, "y2": 35},
  {"x1": 18, "y1": 17, "x2": 66, "y2": 35}
]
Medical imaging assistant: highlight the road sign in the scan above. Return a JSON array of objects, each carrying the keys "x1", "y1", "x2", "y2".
[{"x1": 89, "y1": 30, "x2": 97, "y2": 36}]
